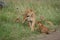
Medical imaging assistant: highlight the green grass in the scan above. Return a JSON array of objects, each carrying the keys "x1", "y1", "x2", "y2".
[{"x1": 0, "y1": 0, "x2": 60, "y2": 40}]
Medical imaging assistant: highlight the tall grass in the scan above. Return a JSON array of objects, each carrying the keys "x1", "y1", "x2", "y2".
[{"x1": 0, "y1": 0, "x2": 60, "y2": 40}]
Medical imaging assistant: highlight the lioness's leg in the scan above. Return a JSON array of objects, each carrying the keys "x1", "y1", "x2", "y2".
[
  {"x1": 30, "y1": 20, "x2": 35, "y2": 31},
  {"x1": 28, "y1": 22, "x2": 31, "y2": 27},
  {"x1": 22, "y1": 17, "x2": 27, "y2": 23}
]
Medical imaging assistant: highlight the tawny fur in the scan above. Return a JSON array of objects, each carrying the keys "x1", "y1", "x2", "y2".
[
  {"x1": 37, "y1": 21, "x2": 56, "y2": 34},
  {"x1": 37, "y1": 21, "x2": 49, "y2": 34},
  {"x1": 22, "y1": 8, "x2": 36, "y2": 31}
]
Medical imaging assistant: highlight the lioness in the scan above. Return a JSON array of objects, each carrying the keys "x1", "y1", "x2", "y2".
[
  {"x1": 37, "y1": 21, "x2": 56, "y2": 34},
  {"x1": 22, "y1": 8, "x2": 36, "y2": 31}
]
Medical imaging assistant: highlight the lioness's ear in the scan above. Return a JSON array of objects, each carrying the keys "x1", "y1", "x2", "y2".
[{"x1": 30, "y1": 9, "x2": 33, "y2": 12}]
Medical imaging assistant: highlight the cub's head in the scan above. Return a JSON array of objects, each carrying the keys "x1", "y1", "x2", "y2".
[{"x1": 37, "y1": 21, "x2": 43, "y2": 26}]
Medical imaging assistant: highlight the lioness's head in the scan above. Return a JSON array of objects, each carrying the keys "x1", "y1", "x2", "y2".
[{"x1": 25, "y1": 8, "x2": 33, "y2": 17}]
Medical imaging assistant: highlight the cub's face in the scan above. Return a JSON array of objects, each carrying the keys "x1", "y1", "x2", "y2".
[{"x1": 37, "y1": 21, "x2": 42, "y2": 26}]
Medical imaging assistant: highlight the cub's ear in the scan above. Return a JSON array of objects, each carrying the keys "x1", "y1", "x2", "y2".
[
  {"x1": 37, "y1": 21, "x2": 40, "y2": 23},
  {"x1": 36, "y1": 21, "x2": 41, "y2": 24}
]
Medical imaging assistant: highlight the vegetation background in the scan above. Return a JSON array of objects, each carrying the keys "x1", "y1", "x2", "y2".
[{"x1": 0, "y1": 0, "x2": 60, "y2": 40}]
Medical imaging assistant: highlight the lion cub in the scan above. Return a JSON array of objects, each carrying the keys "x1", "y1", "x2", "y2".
[
  {"x1": 22, "y1": 8, "x2": 36, "y2": 31},
  {"x1": 37, "y1": 21, "x2": 56, "y2": 34},
  {"x1": 15, "y1": 17, "x2": 20, "y2": 23}
]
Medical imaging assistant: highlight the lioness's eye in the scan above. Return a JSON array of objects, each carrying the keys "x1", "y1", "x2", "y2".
[{"x1": 27, "y1": 16, "x2": 29, "y2": 17}]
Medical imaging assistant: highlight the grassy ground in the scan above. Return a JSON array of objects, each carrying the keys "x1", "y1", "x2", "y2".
[{"x1": 0, "y1": 0, "x2": 60, "y2": 40}]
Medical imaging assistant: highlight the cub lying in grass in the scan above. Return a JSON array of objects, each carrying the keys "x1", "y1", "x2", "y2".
[{"x1": 37, "y1": 21, "x2": 56, "y2": 34}]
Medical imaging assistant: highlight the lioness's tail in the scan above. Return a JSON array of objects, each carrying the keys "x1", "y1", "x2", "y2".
[{"x1": 49, "y1": 29, "x2": 56, "y2": 33}]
